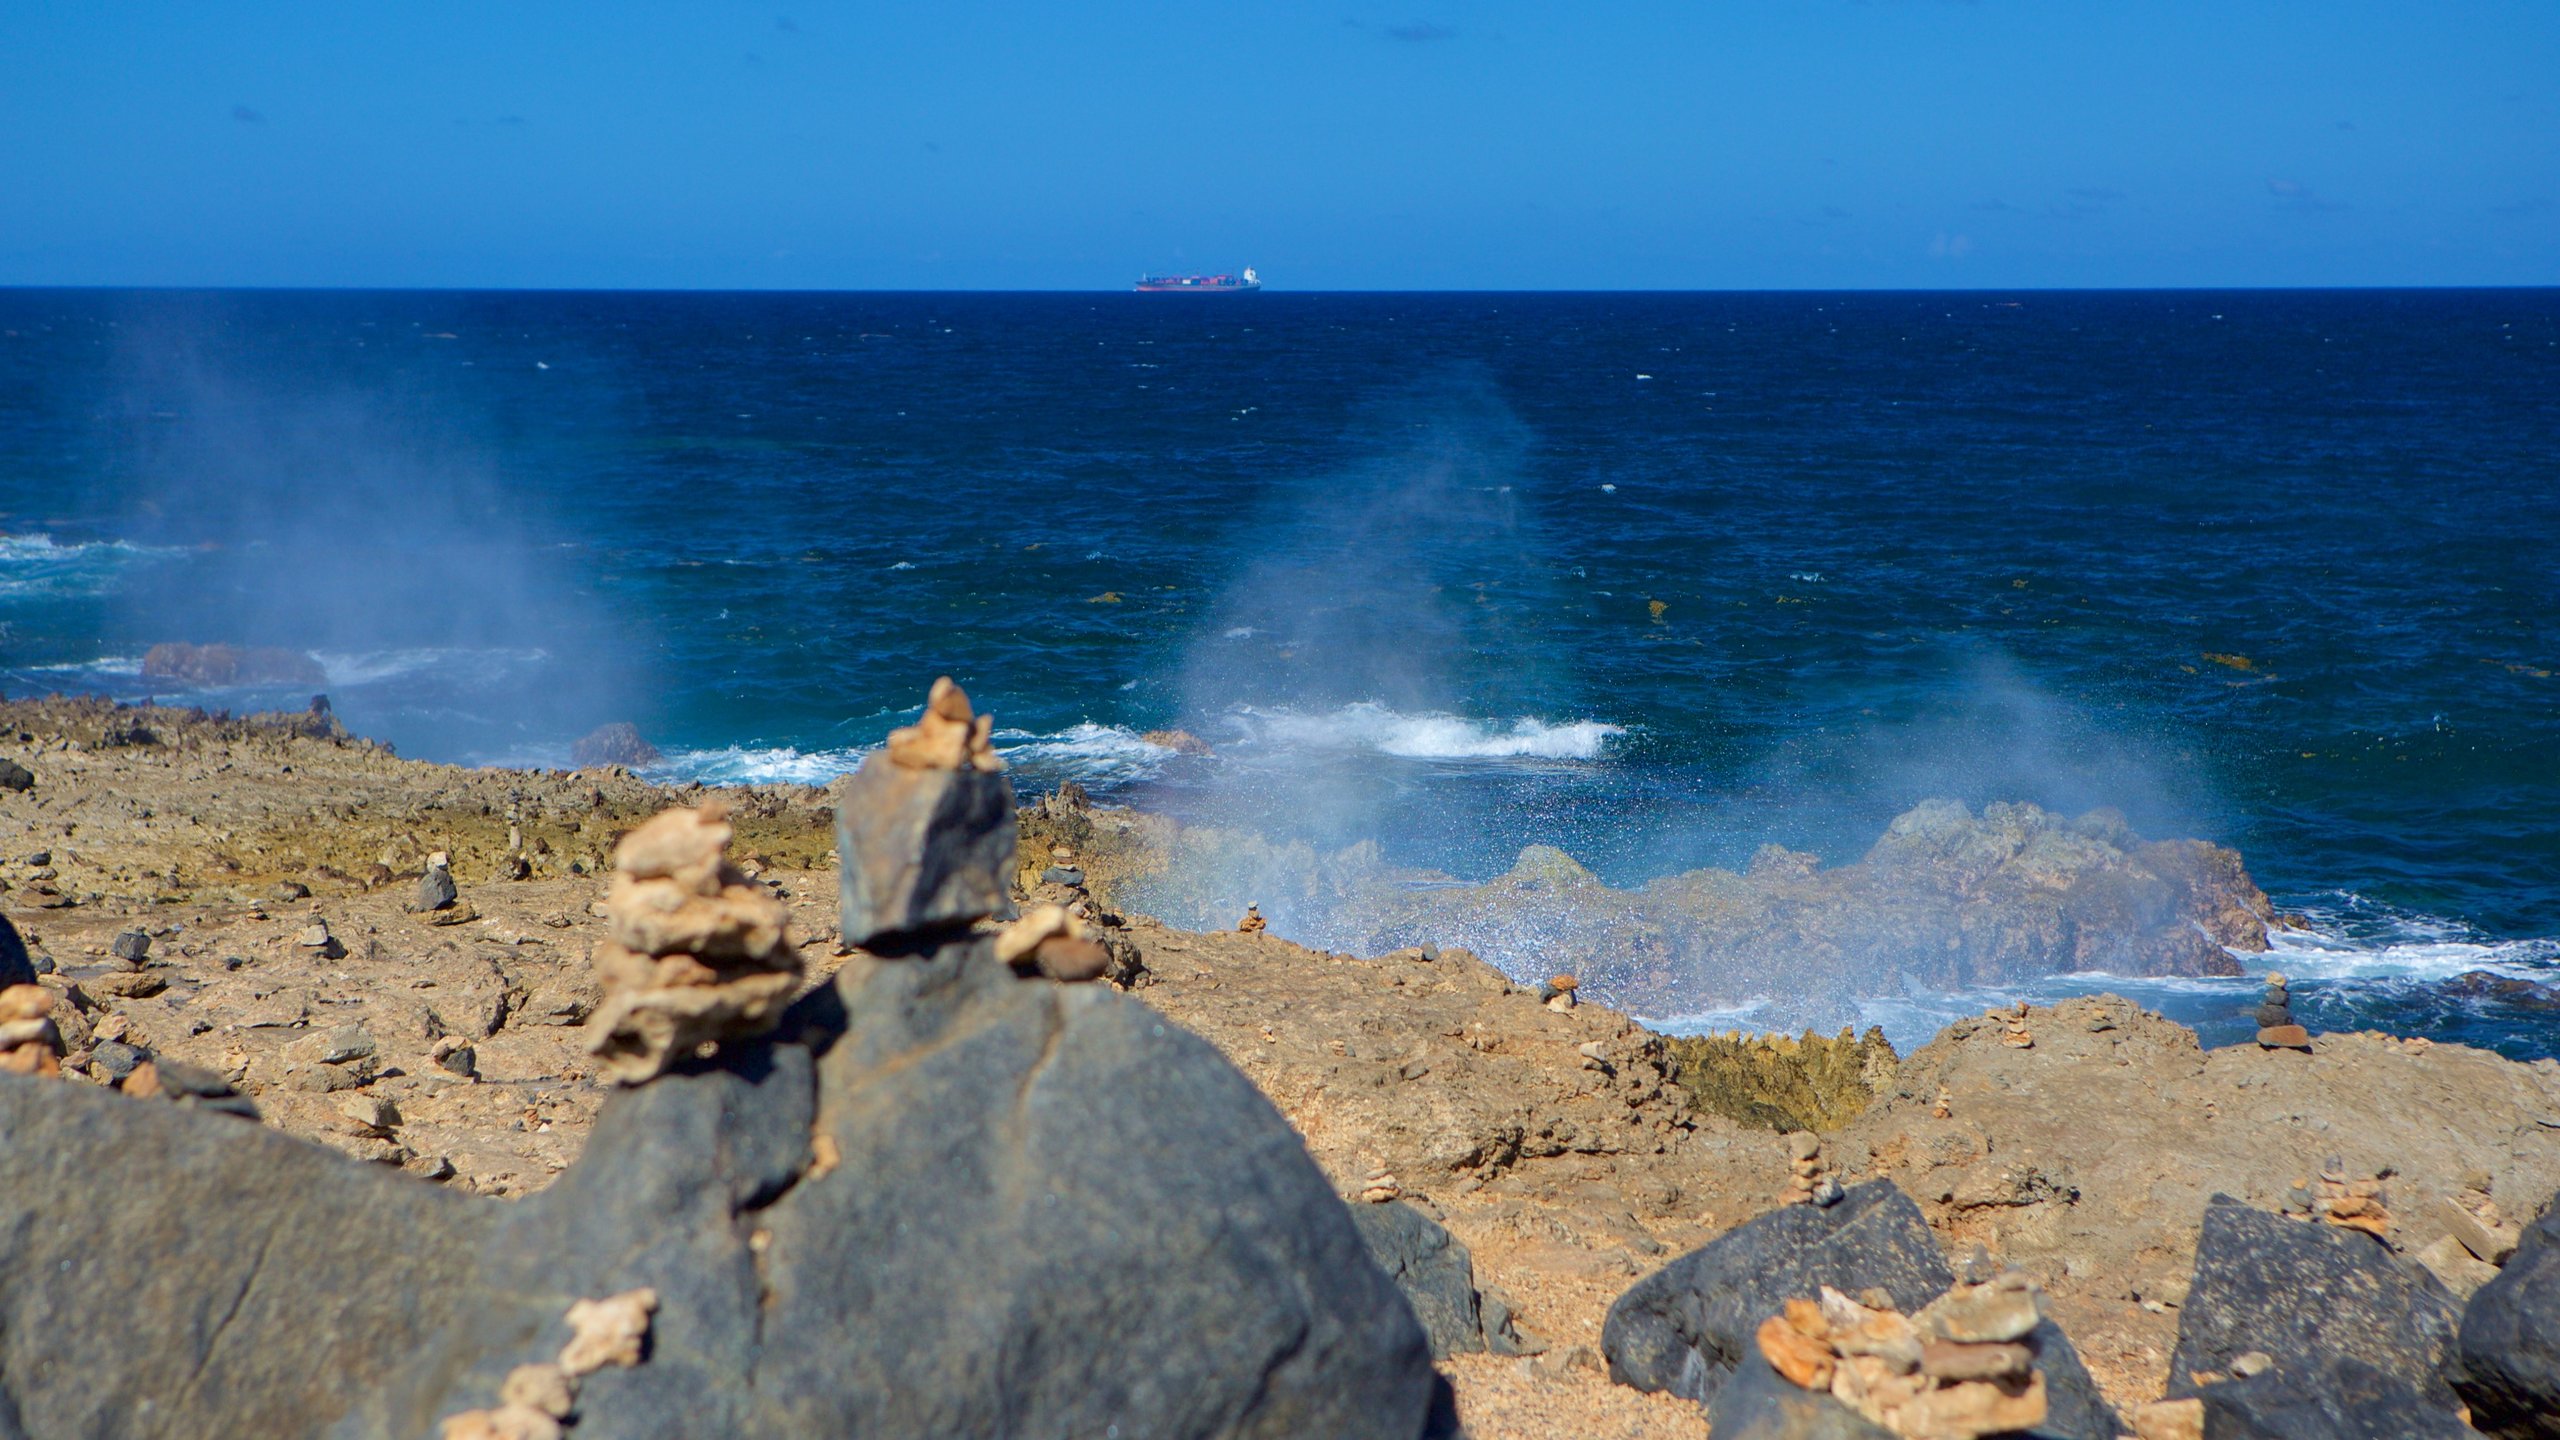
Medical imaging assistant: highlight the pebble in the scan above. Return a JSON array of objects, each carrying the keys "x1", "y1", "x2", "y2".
[{"x1": 2229, "y1": 1350, "x2": 2274, "y2": 1378}]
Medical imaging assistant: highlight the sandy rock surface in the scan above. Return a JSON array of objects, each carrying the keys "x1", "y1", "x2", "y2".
[{"x1": 5, "y1": 697, "x2": 2557, "y2": 1437}]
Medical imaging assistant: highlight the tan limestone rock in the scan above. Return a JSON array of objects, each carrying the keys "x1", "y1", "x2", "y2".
[{"x1": 558, "y1": 1288, "x2": 657, "y2": 1377}]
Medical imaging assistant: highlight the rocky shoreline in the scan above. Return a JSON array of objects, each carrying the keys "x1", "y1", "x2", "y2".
[{"x1": 3, "y1": 694, "x2": 2557, "y2": 1437}]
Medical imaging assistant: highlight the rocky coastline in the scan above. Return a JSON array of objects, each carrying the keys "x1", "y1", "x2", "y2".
[{"x1": 3, "y1": 693, "x2": 2557, "y2": 1438}]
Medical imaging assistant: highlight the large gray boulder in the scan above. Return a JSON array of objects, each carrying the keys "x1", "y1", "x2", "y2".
[
  {"x1": 0, "y1": 945, "x2": 1440, "y2": 1439},
  {"x1": 1603, "y1": 1181, "x2": 1954, "y2": 1406},
  {"x1": 2457, "y1": 1195, "x2": 2560, "y2": 1439},
  {"x1": 2167, "y1": 1195, "x2": 2472, "y2": 1439},
  {"x1": 1, "y1": 734, "x2": 1443, "y2": 1439}
]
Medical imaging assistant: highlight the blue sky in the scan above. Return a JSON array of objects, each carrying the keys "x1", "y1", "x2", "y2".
[{"x1": 3, "y1": 2, "x2": 2553, "y2": 289}]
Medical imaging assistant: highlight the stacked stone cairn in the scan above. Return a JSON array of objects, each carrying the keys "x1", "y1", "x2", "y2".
[
  {"x1": 1781, "y1": 1130, "x2": 1844, "y2": 1208},
  {"x1": 0, "y1": 984, "x2": 62, "y2": 1078},
  {"x1": 1541, "y1": 974, "x2": 1579, "y2": 1012},
  {"x1": 583, "y1": 802, "x2": 803, "y2": 1085},
  {"x1": 2280, "y1": 1155, "x2": 2391, "y2": 1239},
  {"x1": 1752, "y1": 1273, "x2": 2051, "y2": 1438},
  {"x1": 439, "y1": 1288, "x2": 657, "y2": 1440},
  {"x1": 1359, "y1": 1167, "x2": 1402, "y2": 1204},
  {"x1": 1996, "y1": 1002, "x2": 2033, "y2": 1050},
  {"x1": 2254, "y1": 971, "x2": 2311, "y2": 1050},
  {"x1": 1236, "y1": 904, "x2": 1267, "y2": 935},
  {"x1": 1931, "y1": 1083, "x2": 1953, "y2": 1120}
]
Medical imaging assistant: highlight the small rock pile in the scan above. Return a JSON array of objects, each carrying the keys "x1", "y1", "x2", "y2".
[
  {"x1": 2281, "y1": 1155, "x2": 2390, "y2": 1238},
  {"x1": 1236, "y1": 904, "x2": 1266, "y2": 935},
  {"x1": 412, "y1": 850, "x2": 475, "y2": 924},
  {"x1": 1541, "y1": 974, "x2": 1578, "y2": 1012},
  {"x1": 2254, "y1": 971, "x2": 2311, "y2": 1050},
  {"x1": 1780, "y1": 1130, "x2": 1844, "y2": 1208},
  {"x1": 0, "y1": 984, "x2": 63, "y2": 1078},
  {"x1": 93, "y1": 928, "x2": 166, "y2": 999},
  {"x1": 1359, "y1": 1167, "x2": 1402, "y2": 1203},
  {"x1": 1752, "y1": 1276, "x2": 2051, "y2": 1438},
  {"x1": 1996, "y1": 1003, "x2": 2033, "y2": 1050},
  {"x1": 440, "y1": 1288, "x2": 657, "y2": 1440},
  {"x1": 884, "y1": 676, "x2": 1004, "y2": 772},
  {"x1": 993, "y1": 904, "x2": 1112, "y2": 983},
  {"x1": 1931, "y1": 1083, "x2": 1953, "y2": 1120},
  {"x1": 584, "y1": 802, "x2": 802, "y2": 1085}
]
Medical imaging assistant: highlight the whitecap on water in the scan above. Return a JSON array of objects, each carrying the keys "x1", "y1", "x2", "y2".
[{"x1": 1228, "y1": 702, "x2": 1622, "y2": 762}]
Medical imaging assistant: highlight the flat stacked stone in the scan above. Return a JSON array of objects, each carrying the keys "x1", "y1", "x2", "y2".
[
  {"x1": 1997, "y1": 1003, "x2": 2033, "y2": 1049},
  {"x1": 0, "y1": 984, "x2": 63, "y2": 1078},
  {"x1": 2310, "y1": 1156, "x2": 2392, "y2": 1239},
  {"x1": 1747, "y1": 1278, "x2": 2052, "y2": 1438},
  {"x1": 584, "y1": 801, "x2": 804, "y2": 1085},
  {"x1": 2254, "y1": 971, "x2": 2311, "y2": 1049},
  {"x1": 1782, "y1": 1130, "x2": 1843, "y2": 1208},
  {"x1": 1542, "y1": 974, "x2": 1578, "y2": 1011}
]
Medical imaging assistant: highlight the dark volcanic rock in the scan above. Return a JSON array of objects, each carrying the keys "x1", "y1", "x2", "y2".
[
  {"x1": 0, "y1": 914, "x2": 33, "y2": 989},
  {"x1": 0, "y1": 758, "x2": 31, "y2": 792},
  {"x1": 1604, "y1": 1180, "x2": 1954, "y2": 1406},
  {"x1": 834, "y1": 753, "x2": 1017, "y2": 950},
  {"x1": 110, "y1": 929, "x2": 151, "y2": 964},
  {"x1": 0, "y1": 940, "x2": 1436, "y2": 1440},
  {"x1": 1350, "y1": 1199, "x2": 1486, "y2": 1358},
  {"x1": 2457, "y1": 1196, "x2": 2560, "y2": 1439},
  {"x1": 2439, "y1": 970, "x2": 2560, "y2": 1013},
  {"x1": 570, "y1": 721, "x2": 662, "y2": 769},
  {"x1": 2167, "y1": 1195, "x2": 2469, "y2": 1436}
]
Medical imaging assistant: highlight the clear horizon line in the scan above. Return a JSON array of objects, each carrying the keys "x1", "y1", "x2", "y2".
[{"x1": 4, "y1": 281, "x2": 2556, "y2": 296}]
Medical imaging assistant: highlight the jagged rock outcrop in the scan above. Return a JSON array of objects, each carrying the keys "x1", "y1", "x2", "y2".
[
  {"x1": 140, "y1": 641, "x2": 327, "y2": 688},
  {"x1": 1113, "y1": 800, "x2": 2273, "y2": 1023},
  {"x1": 569, "y1": 722, "x2": 660, "y2": 769},
  {"x1": 0, "y1": 679, "x2": 1445, "y2": 1440}
]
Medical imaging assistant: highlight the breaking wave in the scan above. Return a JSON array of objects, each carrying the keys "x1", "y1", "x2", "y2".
[
  {"x1": 0, "y1": 533, "x2": 181, "y2": 599},
  {"x1": 647, "y1": 722, "x2": 1186, "y2": 790},
  {"x1": 1229, "y1": 702, "x2": 1622, "y2": 762}
]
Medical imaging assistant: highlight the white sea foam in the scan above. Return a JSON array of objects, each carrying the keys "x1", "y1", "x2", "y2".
[
  {"x1": 649, "y1": 722, "x2": 1183, "y2": 790},
  {"x1": 649, "y1": 744, "x2": 875, "y2": 787},
  {"x1": 0, "y1": 533, "x2": 181, "y2": 598},
  {"x1": 1232, "y1": 702, "x2": 1622, "y2": 762}
]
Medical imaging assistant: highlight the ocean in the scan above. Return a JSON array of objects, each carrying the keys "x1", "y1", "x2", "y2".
[{"x1": 3, "y1": 288, "x2": 2555, "y2": 1057}]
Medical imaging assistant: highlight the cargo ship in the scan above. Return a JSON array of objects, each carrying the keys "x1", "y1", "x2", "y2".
[{"x1": 1134, "y1": 267, "x2": 1260, "y2": 293}]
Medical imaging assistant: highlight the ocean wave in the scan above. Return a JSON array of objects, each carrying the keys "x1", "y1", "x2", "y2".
[
  {"x1": 647, "y1": 744, "x2": 875, "y2": 787},
  {"x1": 1231, "y1": 702, "x2": 1622, "y2": 761},
  {"x1": 2256, "y1": 896, "x2": 2560, "y2": 982},
  {"x1": 0, "y1": 533, "x2": 181, "y2": 599},
  {"x1": 649, "y1": 722, "x2": 1181, "y2": 790}
]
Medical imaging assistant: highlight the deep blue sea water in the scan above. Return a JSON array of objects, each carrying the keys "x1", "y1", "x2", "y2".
[{"x1": 3, "y1": 289, "x2": 2555, "y2": 1056}]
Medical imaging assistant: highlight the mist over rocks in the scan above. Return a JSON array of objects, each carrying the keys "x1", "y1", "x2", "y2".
[
  {"x1": 1101, "y1": 798, "x2": 2272, "y2": 1024},
  {"x1": 139, "y1": 640, "x2": 328, "y2": 689}
]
